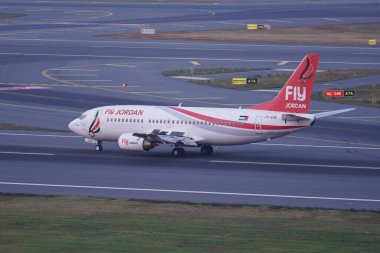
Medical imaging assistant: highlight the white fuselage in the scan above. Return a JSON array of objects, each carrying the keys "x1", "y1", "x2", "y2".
[{"x1": 69, "y1": 105, "x2": 314, "y2": 146}]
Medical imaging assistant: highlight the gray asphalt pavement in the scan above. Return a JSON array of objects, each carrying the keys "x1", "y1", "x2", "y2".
[{"x1": 0, "y1": 0, "x2": 379, "y2": 210}]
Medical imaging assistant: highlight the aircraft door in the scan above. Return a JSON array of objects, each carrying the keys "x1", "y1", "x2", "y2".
[
  {"x1": 255, "y1": 116, "x2": 263, "y2": 135},
  {"x1": 166, "y1": 117, "x2": 172, "y2": 129}
]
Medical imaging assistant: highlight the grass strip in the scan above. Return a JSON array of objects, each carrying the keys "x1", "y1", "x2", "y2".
[
  {"x1": 0, "y1": 194, "x2": 379, "y2": 253},
  {"x1": 190, "y1": 69, "x2": 380, "y2": 90},
  {"x1": 313, "y1": 84, "x2": 380, "y2": 108},
  {"x1": 162, "y1": 67, "x2": 269, "y2": 76},
  {"x1": 100, "y1": 24, "x2": 380, "y2": 46},
  {"x1": 0, "y1": 13, "x2": 26, "y2": 19}
]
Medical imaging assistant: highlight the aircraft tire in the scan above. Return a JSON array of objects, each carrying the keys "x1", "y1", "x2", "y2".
[
  {"x1": 172, "y1": 147, "x2": 185, "y2": 157},
  {"x1": 95, "y1": 145, "x2": 103, "y2": 151},
  {"x1": 200, "y1": 145, "x2": 213, "y2": 155}
]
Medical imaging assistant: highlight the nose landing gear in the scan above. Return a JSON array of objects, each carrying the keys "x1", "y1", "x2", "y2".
[{"x1": 95, "y1": 141, "x2": 103, "y2": 151}]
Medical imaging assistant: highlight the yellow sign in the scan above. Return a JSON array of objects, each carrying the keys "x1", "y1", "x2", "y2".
[
  {"x1": 247, "y1": 24, "x2": 258, "y2": 30},
  {"x1": 368, "y1": 39, "x2": 377, "y2": 46},
  {"x1": 344, "y1": 90, "x2": 355, "y2": 96},
  {"x1": 247, "y1": 78, "x2": 257, "y2": 84},
  {"x1": 257, "y1": 24, "x2": 265, "y2": 30},
  {"x1": 232, "y1": 78, "x2": 247, "y2": 85}
]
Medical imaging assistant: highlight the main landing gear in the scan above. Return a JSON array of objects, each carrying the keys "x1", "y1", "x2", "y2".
[
  {"x1": 95, "y1": 141, "x2": 103, "y2": 151},
  {"x1": 171, "y1": 145, "x2": 214, "y2": 157},
  {"x1": 200, "y1": 145, "x2": 213, "y2": 155},
  {"x1": 172, "y1": 147, "x2": 185, "y2": 157}
]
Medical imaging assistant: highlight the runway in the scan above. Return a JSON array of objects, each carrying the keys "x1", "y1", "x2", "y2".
[{"x1": 0, "y1": 0, "x2": 379, "y2": 210}]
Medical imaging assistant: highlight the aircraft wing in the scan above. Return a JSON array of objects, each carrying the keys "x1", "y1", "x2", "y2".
[
  {"x1": 134, "y1": 130, "x2": 202, "y2": 147},
  {"x1": 314, "y1": 108, "x2": 356, "y2": 118}
]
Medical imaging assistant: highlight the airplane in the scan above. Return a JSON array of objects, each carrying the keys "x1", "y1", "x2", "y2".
[{"x1": 68, "y1": 54, "x2": 355, "y2": 157}]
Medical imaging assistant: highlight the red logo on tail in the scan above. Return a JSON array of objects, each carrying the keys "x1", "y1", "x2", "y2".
[{"x1": 299, "y1": 58, "x2": 314, "y2": 84}]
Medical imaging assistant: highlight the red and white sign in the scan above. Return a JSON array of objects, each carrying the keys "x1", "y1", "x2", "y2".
[{"x1": 324, "y1": 90, "x2": 344, "y2": 97}]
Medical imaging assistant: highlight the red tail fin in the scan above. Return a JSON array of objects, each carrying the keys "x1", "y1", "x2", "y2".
[{"x1": 249, "y1": 54, "x2": 319, "y2": 113}]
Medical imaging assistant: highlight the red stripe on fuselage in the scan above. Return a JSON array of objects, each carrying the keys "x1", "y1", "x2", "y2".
[
  {"x1": 168, "y1": 107, "x2": 304, "y2": 131},
  {"x1": 91, "y1": 118, "x2": 100, "y2": 132}
]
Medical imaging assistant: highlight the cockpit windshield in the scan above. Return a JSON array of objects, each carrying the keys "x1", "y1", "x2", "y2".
[{"x1": 79, "y1": 114, "x2": 87, "y2": 120}]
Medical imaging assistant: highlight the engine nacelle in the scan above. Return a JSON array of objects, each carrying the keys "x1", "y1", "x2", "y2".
[{"x1": 118, "y1": 133, "x2": 154, "y2": 152}]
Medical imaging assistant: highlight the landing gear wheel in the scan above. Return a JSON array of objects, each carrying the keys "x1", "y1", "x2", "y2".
[
  {"x1": 172, "y1": 147, "x2": 185, "y2": 157},
  {"x1": 200, "y1": 145, "x2": 213, "y2": 155},
  {"x1": 95, "y1": 145, "x2": 103, "y2": 151}
]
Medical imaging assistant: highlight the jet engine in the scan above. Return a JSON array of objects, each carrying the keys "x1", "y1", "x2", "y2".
[{"x1": 118, "y1": 133, "x2": 155, "y2": 151}]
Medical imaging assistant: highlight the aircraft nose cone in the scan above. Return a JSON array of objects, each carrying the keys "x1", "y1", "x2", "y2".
[{"x1": 68, "y1": 119, "x2": 79, "y2": 133}]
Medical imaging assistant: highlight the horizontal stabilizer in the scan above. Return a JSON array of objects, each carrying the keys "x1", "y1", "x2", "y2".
[
  {"x1": 314, "y1": 108, "x2": 356, "y2": 118},
  {"x1": 282, "y1": 114, "x2": 312, "y2": 122}
]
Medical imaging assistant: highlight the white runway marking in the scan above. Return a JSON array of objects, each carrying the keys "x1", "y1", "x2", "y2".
[
  {"x1": 1, "y1": 52, "x2": 379, "y2": 66},
  {"x1": 1, "y1": 38, "x2": 379, "y2": 51},
  {"x1": 209, "y1": 160, "x2": 380, "y2": 170},
  {"x1": 0, "y1": 102, "x2": 81, "y2": 113},
  {"x1": 0, "y1": 132, "x2": 80, "y2": 138},
  {"x1": 252, "y1": 143, "x2": 380, "y2": 150},
  {"x1": 277, "y1": 61, "x2": 289, "y2": 65},
  {"x1": 0, "y1": 86, "x2": 50, "y2": 91},
  {"x1": 0, "y1": 181, "x2": 379, "y2": 203},
  {"x1": 92, "y1": 45, "x2": 244, "y2": 52},
  {"x1": 0, "y1": 152, "x2": 54, "y2": 156}
]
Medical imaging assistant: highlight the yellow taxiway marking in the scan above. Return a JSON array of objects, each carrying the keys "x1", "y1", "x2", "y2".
[
  {"x1": 41, "y1": 65, "x2": 225, "y2": 107},
  {"x1": 277, "y1": 61, "x2": 289, "y2": 66}
]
